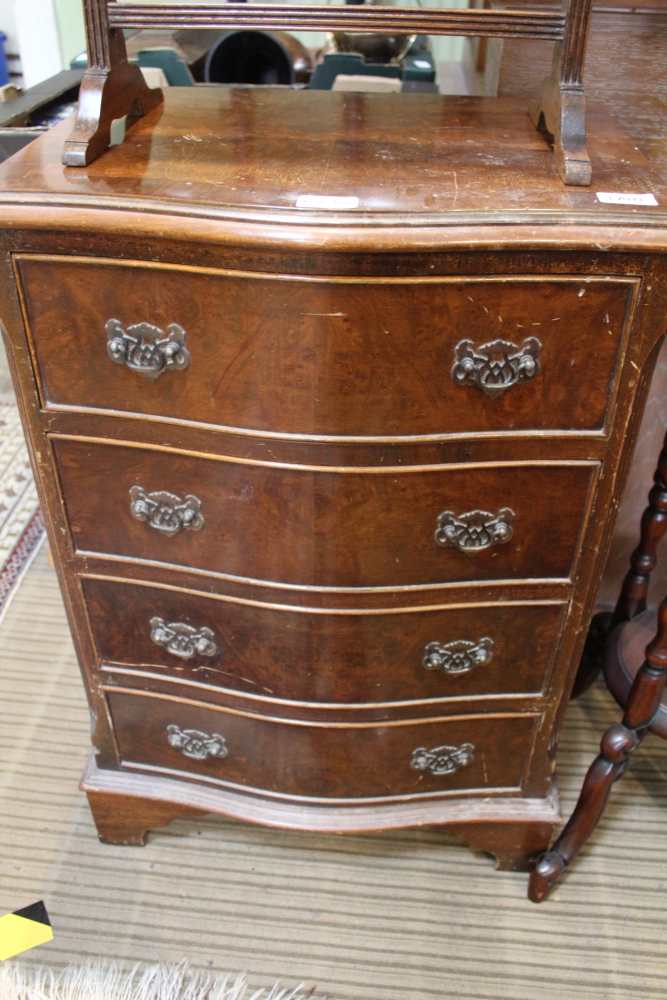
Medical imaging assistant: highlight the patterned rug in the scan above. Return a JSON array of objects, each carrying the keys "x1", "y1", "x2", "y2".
[{"x1": 0, "y1": 400, "x2": 45, "y2": 622}]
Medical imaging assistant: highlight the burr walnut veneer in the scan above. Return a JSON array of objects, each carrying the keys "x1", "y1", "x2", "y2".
[{"x1": 1, "y1": 88, "x2": 666, "y2": 891}]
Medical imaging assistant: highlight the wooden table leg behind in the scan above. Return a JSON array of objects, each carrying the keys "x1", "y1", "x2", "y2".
[
  {"x1": 528, "y1": 597, "x2": 667, "y2": 902},
  {"x1": 572, "y1": 431, "x2": 667, "y2": 698},
  {"x1": 613, "y1": 432, "x2": 667, "y2": 625},
  {"x1": 528, "y1": 434, "x2": 667, "y2": 902}
]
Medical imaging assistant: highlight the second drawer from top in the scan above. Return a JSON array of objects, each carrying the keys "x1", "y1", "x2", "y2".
[{"x1": 53, "y1": 436, "x2": 597, "y2": 589}]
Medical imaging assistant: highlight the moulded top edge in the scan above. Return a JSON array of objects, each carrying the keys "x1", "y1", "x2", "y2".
[{"x1": 2, "y1": 197, "x2": 667, "y2": 256}]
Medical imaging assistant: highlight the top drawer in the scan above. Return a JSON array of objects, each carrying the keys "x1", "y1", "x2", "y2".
[{"x1": 17, "y1": 256, "x2": 635, "y2": 440}]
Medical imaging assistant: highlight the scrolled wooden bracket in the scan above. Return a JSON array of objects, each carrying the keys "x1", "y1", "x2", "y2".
[
  {"x1": 86, "y1": 788, "x2": 207, "y2": 845},
  {"x1": 63, "y1": 2, "x2": 163, "y2": 167}
]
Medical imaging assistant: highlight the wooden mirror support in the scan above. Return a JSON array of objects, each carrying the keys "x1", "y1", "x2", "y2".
[{"x1": 64, "y1": 0, "x2": 594, "y2": 185}]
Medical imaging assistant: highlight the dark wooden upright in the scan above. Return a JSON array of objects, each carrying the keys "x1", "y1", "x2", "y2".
[
  {"x1": 65, "y1": 0, "x2": 594, "y2": 184},
  {"x1": 529, "y1": 435, "x2": 667, "y2": 902},
  {"x1": 529, "y1": 600, "x2": 667, "y2": 901},
  {"x1": 613, "y1": 435, "x2": 667, "y2": 627},
  {"x1": 530, "y1": 0, "x2": 593, "y2": 185},
  {"x1": 571, "y1": 435, "x2": 667, "y2": 696}
]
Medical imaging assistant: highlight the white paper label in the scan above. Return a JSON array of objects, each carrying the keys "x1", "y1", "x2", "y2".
[
  {"x1": 296, "y1": 194, "x2": 360, "y2": 211},
  {"x1": 596, "y1": 192, "x2": 658, "y2": 206}
]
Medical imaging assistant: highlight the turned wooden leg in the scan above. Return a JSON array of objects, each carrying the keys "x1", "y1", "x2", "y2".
[
  {"x1": 530, "y1": 0, "x2": 594, "y2": 188},
  {"x1": 572, "y1": 432, "x2": 667, "y2": 698},
  {"x1": 63, "y1": 2, "x2": 163, "y2": 167},
  {"x1": 86, "y1": 790, "x2": 207, "y2": 845},
  {"x1": 613, "y1": 431, "x2": 667, "y2": 625},
  {"x1": 528, "y1": 596, "x2": 667, "y2": 902}
]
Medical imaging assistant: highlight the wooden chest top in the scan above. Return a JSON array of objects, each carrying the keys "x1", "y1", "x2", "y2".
[{"x1": 0, "y1": 88, "x2": 665, "y2": 254}]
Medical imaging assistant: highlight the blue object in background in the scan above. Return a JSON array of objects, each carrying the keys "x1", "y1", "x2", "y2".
[{"x1": 0, "y1": 32, "x2": 8, "y2": 87}]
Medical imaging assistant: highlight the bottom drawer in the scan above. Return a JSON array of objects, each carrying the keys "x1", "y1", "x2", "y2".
[{"x1": 107, "y1": 691, "x2": 537, "y2": 802}]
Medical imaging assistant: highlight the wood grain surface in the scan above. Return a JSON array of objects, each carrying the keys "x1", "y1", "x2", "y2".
[
  {"x1": 53, "y1": 436, "x2": 597, "y2": 588},
  {"x1": 106, "y1": 688, "x2": 538, "y2": 801},
  {"x1": 496, "y1": 6, "x2": 667, "y2": 169},
  {"x1": 0, "y1": 89, "x2": 665, "y2": 249},
  {"x1": 18, "y1": 255, "x2": 634, "y2": 438},
  {"x1": 0, "y1": 85, "x2": 664, "y2": 858},
  {"x1": 83, "y1": 575, "x2": 565, "y2": 706}
]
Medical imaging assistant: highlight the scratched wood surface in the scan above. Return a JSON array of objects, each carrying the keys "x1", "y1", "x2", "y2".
[
  {"x1": 0, "y1": 52, "x2": 665, "y2": 881},
  {"x1": 495, "y1": 5, "x2": 667, "y2": 609},
  {"x1": 1, "y1": 87, "x2": 665, "y2": 223},
  {"x1": 497, "y1": 6, "x2": 667, "y2": 167}
]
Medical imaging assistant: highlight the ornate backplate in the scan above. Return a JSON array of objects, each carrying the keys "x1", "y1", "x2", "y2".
[
  {"x1": 150, "y1": 617, "x2": 219, "y2": 660},
  {"x1": 410, "y1": 743, "x2": 475, "y2": 776},
  {"x1": 129, "y1": 486, "x2": 204, "y2": 536},
  {"x1": 166, "y1": 724, "x2": 228, "y2": 761},
  {"x1": 451, "y1": 336, "x2": 541, "y2": 396},
  {"x1": 435, "y1": 508, "x2": 515, "y2": 552},
  {"x1": 106, "y1": 319, "x2": 190, "y2": 380},
  {"x1": 423, "y1": 637, "x2": 495, "y2": 674}
]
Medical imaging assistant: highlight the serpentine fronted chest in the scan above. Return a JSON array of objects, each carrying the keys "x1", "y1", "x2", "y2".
[{"x1": 1, "y1": 88, "x2": 665, "y2": 878}]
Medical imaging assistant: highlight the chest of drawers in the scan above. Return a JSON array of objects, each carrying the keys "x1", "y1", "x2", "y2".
[{"x1": 1, "y1": 88, "x2": 665, "y2": 882}]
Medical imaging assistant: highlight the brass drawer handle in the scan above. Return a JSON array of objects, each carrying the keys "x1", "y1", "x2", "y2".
[
  {"x1": 166, "y1": 724, "x2": 228, "y2": 762},
  {"x1": 106, "y1": 319, "x2": 190, "y2": 380},
  {"x1": 150, "y1": 617, "x2": 219, "y2": 660},
  {"x1": 129, "y1": 485, "x2": 204, "y2": 536},
  {"x1": 452, "y1": 336, "x2": 541, "y2": 397},
  {"x1": 435, "y1": 507, "x2": 515, "y2": 552},
  {"x1": 423, "y1": 637, "x2": 494, "y2": 675},
  {"x1": 411, "y1": 742, "x2": 474, "y2": 776}
]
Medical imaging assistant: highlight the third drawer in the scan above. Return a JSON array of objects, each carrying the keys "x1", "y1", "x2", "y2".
[{"x1": 84, "y1": 577, "x2": 566, "y2": 705}]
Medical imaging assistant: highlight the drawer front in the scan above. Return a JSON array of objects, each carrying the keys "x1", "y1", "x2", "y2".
[
  {"x1": 19, "y1": 255, "x2": 633, "y2": 437},
  {"x1": 55, "y1": 438, "x2": 596, "y2": 587},
  {"x1": 85, "y1": 578, "x2": 564, "y2": 704},
  {"x1": 107, "y1": 690, "x2": 536, "y2": 799}
]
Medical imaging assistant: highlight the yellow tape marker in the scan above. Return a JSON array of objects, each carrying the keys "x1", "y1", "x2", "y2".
[{"x1": 0, "y1": 901, "x2": 53, "y2": 961}]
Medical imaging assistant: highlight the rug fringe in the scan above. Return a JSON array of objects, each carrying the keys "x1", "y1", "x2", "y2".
[{"x1": 0, "y1": 960, "x2": 313, "y2": 1000}]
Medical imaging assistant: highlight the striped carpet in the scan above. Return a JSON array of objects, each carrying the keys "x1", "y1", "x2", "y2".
[{"x1": 0, "y1": 547, "x2": 665, "y2": 999}]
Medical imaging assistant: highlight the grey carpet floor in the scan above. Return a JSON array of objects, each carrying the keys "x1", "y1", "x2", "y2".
[{"x1": 0, "y1": 546, "x2": 665, "y2": 999}]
